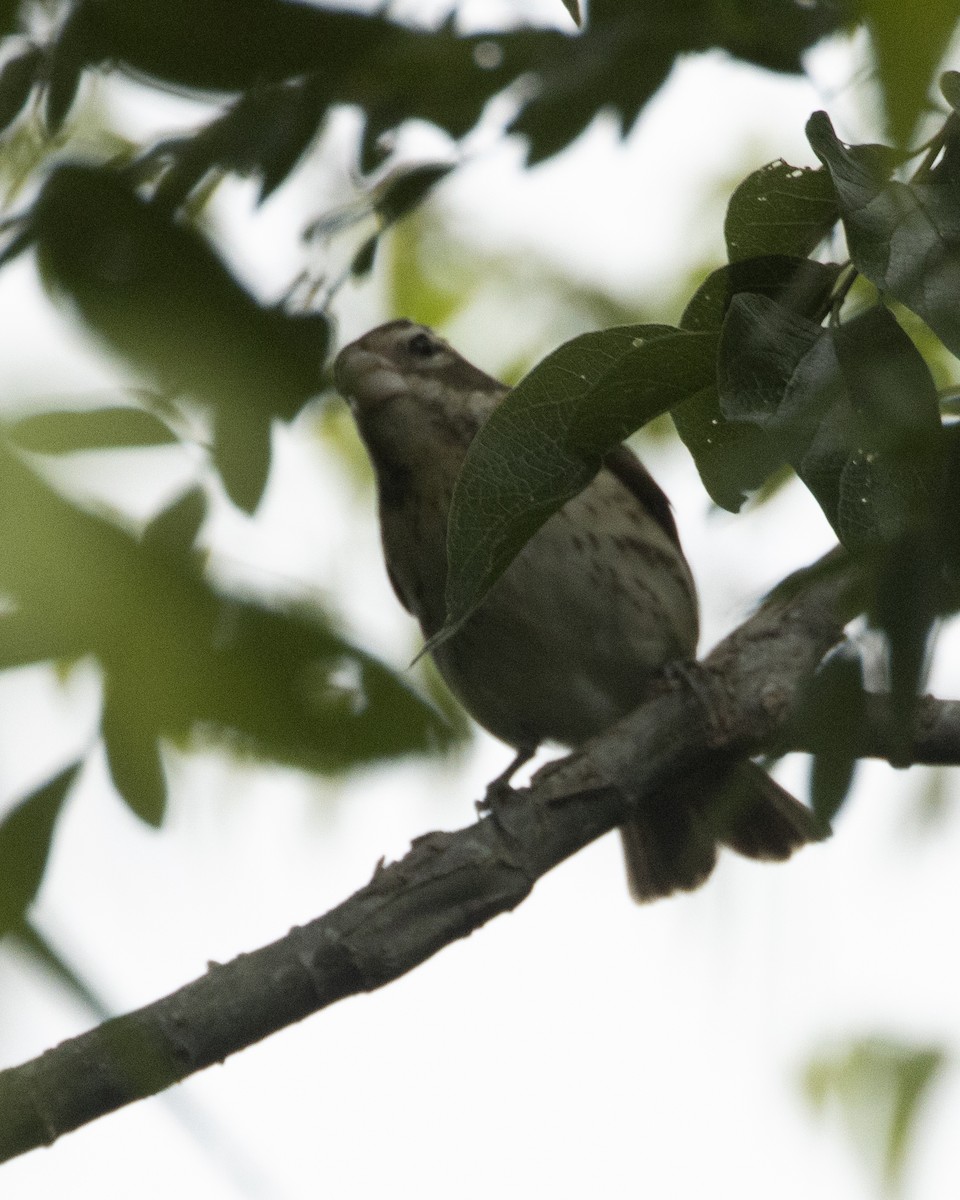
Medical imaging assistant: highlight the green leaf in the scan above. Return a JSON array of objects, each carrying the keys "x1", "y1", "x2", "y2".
[
  {"x1": 350, "y1": 235, "x2": 378, "y2": 279},
  {"x1": 505, "y1": 27, "x2": 673, "y2": 166},
  {"x1": 53, "y1": 0, "x2": 379, "y2": 96},
  {"x1": 37, "y1": 0, "x2": 849, "y2": 178},
  {"x1": 681, "y1": 257, "x2": 841, "y2": 332},
  {"x1": 0, "y1": 761, "x2": 81, "y2": 934},
  {"x1": 441, "y1": 324, "x2": 715, "y2": 635},
  {"x1": 671, "y1": 384, "x2": 784, "y2": 511},
  {"x1": 557, "y1": 0, "x2": 581, "y2": 26},
  {"x1": 65, "y1": 0, "x2": 524, "y2": 164},
  {"x1": 11, "y1": 920, "x2": 112, "y2": 1020},
  {"x1": 151, "y1": 79, "x2": 327, "y2": 208},
  {"x1": 719, "y1": 292, "x2": 945, "y2": 727},
  {"x1": 830, "y1": 305, "x2": 943, "y2": 548},
  {"x1": 833, "y1": 306, "x2": 942, "y2": 444},
  {"x1": 942, "y1": 70, "x2": 960, "y2": 114},
  {"x1": 797, "y1": 400, "x2": 858, "y2": 537},
  {"x1": 102, "y1": 690, "x2": 168, "y2": 827},
  {"x1": 806, "y1": 110, "x2": 904, "y2": 213},
  {"x1": 725, "y1": 160, "x2": 839, "y2": 262},
  {"x1": 869, "y1": 535, "x2": 940, "y2": 760},
  {"x1": 718, "y1": 293, "x2": 831, "y2": 436},
  {"x1": 807, "y1": 111, "x2": 960, "y2": 357},
  {"x1": 0, "y1": 45, "x2": 43, "y2": 136},
  {"x1": 803, "y1": 1037, "x2": 945, "y2": 1196},
  {"x1": 675, "y1": 256, "x2": 842, "y2": 511},
  {"x1": 373, "y1": 163, "x2": 453, "y2": 226},
  {"x1": 862, "y1": 0, "x2": 960, "y2": 146},
  {"x1": 211, "y1": 406, "x2": 273, "y2": 514},
  {"x1": 141, "y1": 488, "x2": 207, "y2": 556},
  {"x1": 0, "y1": 445, "x2": 460, "y2": 778},
  {"x1": 0, "y1": 0, "x2": 20, "y2": 40},
  {"x1": 6, "y1": 407, "x2": 178, "y2": 453},
  {"x1": 717, "y1": 296, "x2": 944, "y2": 552},
  {"x1": 0, "y1": 611, "x2": 85, "y2": 671},
  {"x1": 800, "y1": 647, "x2": 866, "y2": 824},
  {"x1": 508, "y1": 0, "x2": 847, "y2": 163},
  {"x1": 44, "y1": 3, "x2": 87, "y2": 131},
  {"x1": 22, "y1": 163, "x2": 328, "y2": 512},
  {"x1": 716, "y1": 295, "x2": 843, "y2": 516},
  {"x1": 692, "y1": 0, "x2": 854, "y2": 73}
]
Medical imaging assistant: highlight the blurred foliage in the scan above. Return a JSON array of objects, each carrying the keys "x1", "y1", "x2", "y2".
[
  {"x1": 0, "y1": 441, "x2": 458, "y2": 826},
  {"x1": 0, "y1": 762, "x2": 80, "y2": 934},
  {"x1": 803, "y1": 1037, "x2": 946, "y2": 1196},
  {"x1": 2, "y1": 161, "x2": 329, "y2": 511},
  {"x1": 8, "y1": 403, "x2": 178, "y2": 452},
  {"x1": 0, "y1": 0, "x2": 954, "y2": 1057},
  {"x1": 0, "y1": 0, "x2": 855, "y2": 177},
  {"x1": 10, "y1": 918, "x2": 112, "y2": 1019},
  {"x1": 861, "y1": 0, "x2": 958, "y2": 146},
  {"x1": 786, "y1": 645, "x2": 868, "y2": 825},
  {"x1": 0, "y1": 0, "x2": 943, "y2": 200}
]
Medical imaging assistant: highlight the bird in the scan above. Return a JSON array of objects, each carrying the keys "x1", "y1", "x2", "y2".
[{"x1": 334, "y1": 318, "x2": 825, "y2": 900}]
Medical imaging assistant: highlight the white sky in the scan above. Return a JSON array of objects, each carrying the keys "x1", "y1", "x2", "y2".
[{"x1": 1, "y1": 10, "x2": 960, "y2": 1200}]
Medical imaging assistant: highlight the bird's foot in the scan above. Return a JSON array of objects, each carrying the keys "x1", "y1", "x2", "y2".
[
  {"x1": 661, "y1": 660, "x2": 729, "y2": 747},
  {"x1": 476, "y1": 745, "x2": 536, "y2": 815}
]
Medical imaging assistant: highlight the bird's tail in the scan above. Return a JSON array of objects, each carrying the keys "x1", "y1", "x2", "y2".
[{"x1": 619, "y1": 760, "x2": 828, "y2": 903}]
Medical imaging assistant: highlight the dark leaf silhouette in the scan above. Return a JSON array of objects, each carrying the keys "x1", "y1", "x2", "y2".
[
  {"x1": 0, "y1": 447, "x2": 458, "y2": 799},
  {"x1": 0, "y1": 762, "x2": 81, "y2": 935},
  {"x1": 8, "y1": 162, "x2": 328, "y2": 511}
]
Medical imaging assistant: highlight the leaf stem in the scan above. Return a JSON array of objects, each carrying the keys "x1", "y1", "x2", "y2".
[
  {"x1": 910, "y1": 112, "x2": 959, "y2": 182},
  {"x1": 816, "y1": 261, "x2": 857, "y2": 324}
]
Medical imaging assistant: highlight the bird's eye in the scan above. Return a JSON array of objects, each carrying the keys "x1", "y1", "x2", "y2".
[{"x1": 407, "y1": 331, "x2": 441, "y2": 358}]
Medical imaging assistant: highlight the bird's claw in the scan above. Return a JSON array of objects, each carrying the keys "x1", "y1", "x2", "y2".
[{"x1": 475, "y1": 745, "x2": 536, "y2": 815}]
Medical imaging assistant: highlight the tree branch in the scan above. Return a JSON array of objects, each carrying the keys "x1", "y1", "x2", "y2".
[
  {"x1": 1, "y1": 549, "x2": 957, "y2": 1162},
  {"x1": 786, "y1": 692, "x2": 960, "y2": 765}
]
